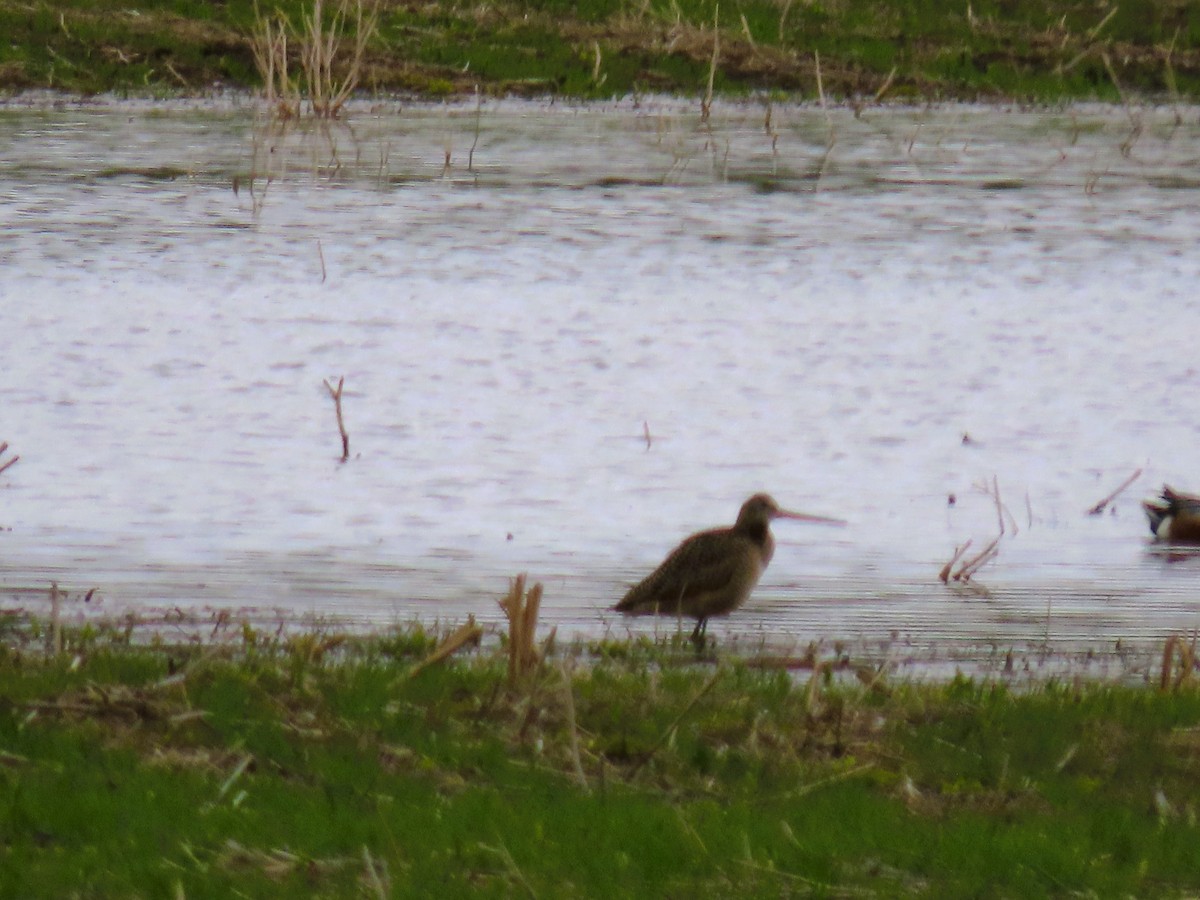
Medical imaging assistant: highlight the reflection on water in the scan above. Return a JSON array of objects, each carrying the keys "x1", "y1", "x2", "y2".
[{"x1": 2, "y1": 96, "x2": 1200, "y2": 674}]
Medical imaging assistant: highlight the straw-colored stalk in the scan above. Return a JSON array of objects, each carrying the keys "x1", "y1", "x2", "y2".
[
  {"x1": 407, "y1": 617, "x2": 483, "y2": 679},
  {"x1": 251, "y1": 0, "x2": 378, "y2": 120},
  {"x1": 302, "y1": 0, "x2": 379, "y2": 119},
  {"x1": 632, "y1": 667, "x2": 723, "y2": 776},
  {"x1": 1160, "y1": 634, "x2": 1197, "y2": 692},
  {"x1": 251, "y1": 3, "x2": 301, "y2": 119},
  {"x1": 558, "y1": 659, "x2": 589, "y2": 791},
  {"x1": 498, "y1": 574, "x2": 545, "y2": 685},
  {"x1": 700, "y1": 5, "x2": 719, "y2": 123},
  {"x1": 49, "y1": 581, "x2": 62, "y2": 656}
]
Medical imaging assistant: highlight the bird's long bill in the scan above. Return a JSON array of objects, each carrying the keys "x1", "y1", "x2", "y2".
[{"x1": 778, "y1": 509, "x2": 848, "y2": 526}]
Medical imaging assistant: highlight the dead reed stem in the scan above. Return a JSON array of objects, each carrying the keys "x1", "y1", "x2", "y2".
[
  {"x1": 873, "y1": 66, "x2": 897, "y2": 102},
  {"x1": 302, "y1": 0, "x2": 378, "y2": 118},
  {"x1": 251, "y1": 2, "x2": 300, "y2": 119},
  {"x1": 322, "y1": 376, "x2": 350, "y2": 462},
  {"x1": 700, "y1": 5, "x2": 719, "y2": 123},
  {"x1": 954, "y1": 536, "x2": 1000, "y2": 582},
  {"x1": 0, "y1": 442, "x2": 19, "y2": 476},
  {"x1": 49, "y1": 581, "x2": 62, "y2": 656},
  {"x1": 1160, "y1": 634, "x2": 1197, "y2": 692},
  {"x1": 938, "y1": 540, "x2": 972, "y2": 584},
  {"x1": 777, "y1": 0, "x2": 792, "y2": 41},
  {"x1": 498, "y1": 574, "x2": 545, "y2": 686},
  {"x1": 468, "y1": 85, "x2": 483, "y2": 172},
  {"x1": 1086, "y1": 468, "x2": 1142, "y2": 516},
  {"x1": 942, "y1": 476, "x2": 1015, "y2": 586},
  {"x1": 406, "y1": 617, "x2": 483, "y2": 679},
  {"x1": 251, "y1": 0, "x2": 378, "y2": 120}
]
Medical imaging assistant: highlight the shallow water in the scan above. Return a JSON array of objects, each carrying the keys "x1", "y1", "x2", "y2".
[{"x1": 2, "y1": 95, "x2": 1200, "y2": 675}]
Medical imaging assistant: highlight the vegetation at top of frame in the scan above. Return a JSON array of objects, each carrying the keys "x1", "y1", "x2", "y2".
[
  {"x1": 2, "y1": 0, "x2": 1199, "y2": 102},
  {"x1": 4, "y1": 615, "x2": 1200, "y2": 897}
]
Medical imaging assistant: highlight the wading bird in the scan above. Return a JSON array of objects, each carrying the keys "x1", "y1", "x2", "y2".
[
  {"x1": 614, "y1": 493, "x2": 845, "y2": 644},
  {"x1": 1143, "y1": 485, "x2": 1200, "y2": 544}
]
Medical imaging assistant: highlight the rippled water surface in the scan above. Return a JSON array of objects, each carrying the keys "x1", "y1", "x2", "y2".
[{"x1": 3, "y1": 96, "x2": 1199, "y2": 674}]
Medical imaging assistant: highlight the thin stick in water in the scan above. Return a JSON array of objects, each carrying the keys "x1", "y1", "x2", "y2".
[
  {"x1": 323, "y1": 376, "x2": 350, "y2": 462},
  {"x1": 1086, "y1": 467, "x2": 1143, "y2": 515}
]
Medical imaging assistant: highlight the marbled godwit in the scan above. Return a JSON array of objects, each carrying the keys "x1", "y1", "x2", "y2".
[
  {"x1": 1143, "y1": 485, "x2": 1200, "y2": 543},
  {"x1": 614, "y1": 493, "x2": 845, "y2": 643}
]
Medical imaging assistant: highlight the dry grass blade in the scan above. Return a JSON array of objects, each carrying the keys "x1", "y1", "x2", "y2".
[
  {"x1": 478, "y1": 840, "x2": 537, "y2": 899},
  {"x1": 406, "y1": 617, "x2": 482, "y2": 679},
  {"x1": 558, "y1": 659, "x2": 589, "y2": 792},
  {"x1": 361, "y1": 845, "x2": 389, "y2": 899},
  {"x1": 251, "y1": 0, "x2": 378, "y2": 120},
  {"x1": 632, "y1": 667, "x2": 723, "y2": 777},
  {"x1": 1086, "y1": 468, "x2": 1142, "y2": 515},
  {"x1": 305, "y1": 0, "x2": 379, "y2": 118},
  {"x1": 49, "y1": 581, "x2": 62, "y2": 656},
  {"x1": 251, "y1": 2, "x2": 301, "y2": 118},
  {"x1": 499, "y1": 575, "x2": 545, "y2": 686},
  {"x1": 700, "y1": 4, "x2": 719, "y2": 123}
]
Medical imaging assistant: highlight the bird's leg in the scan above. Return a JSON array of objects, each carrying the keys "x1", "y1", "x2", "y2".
[{"x1": 690, "y1": 617, "x2": 708, "y2": 649}]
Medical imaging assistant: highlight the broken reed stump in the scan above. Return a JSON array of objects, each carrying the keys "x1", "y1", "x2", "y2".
[
  {"x1": 1160, "y1": 634, "x2": 1197, "y2": 692},
  {"x1": 322, "y1": 377, "x2": 350, "y2": 462},
  {"x1": 498, "y1": 574, "x2": 549, "y2": 687}
]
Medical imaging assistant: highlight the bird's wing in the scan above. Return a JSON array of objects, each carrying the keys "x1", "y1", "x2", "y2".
[{"x1": 616, "y1": 530, "x2": 759, "y2": 614}]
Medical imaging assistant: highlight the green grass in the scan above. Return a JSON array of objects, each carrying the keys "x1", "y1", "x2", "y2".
[
  {"x1": 1, "y1": 0, "x2": 1199, "y2": 100},
  {"x1": 3, "y1": 618, "x2": 1200, "y2": 896}
]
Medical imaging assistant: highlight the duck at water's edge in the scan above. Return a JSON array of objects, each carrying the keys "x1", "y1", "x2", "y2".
[
  {"x1": 1144, "y1": 485, "x2": 1200, "y2": 544},
  {"x1": 614, "y1": 493, "x2": 845, "y2": 644}
]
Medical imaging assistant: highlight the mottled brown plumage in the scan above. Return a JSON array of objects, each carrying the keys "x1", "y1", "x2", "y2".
[
  {"x1": 1144, "y1": 485, "x2": 1200, "y2": 544},
  {"x1": 615, "y1": 493, "x2": 845, "y2": 642}
]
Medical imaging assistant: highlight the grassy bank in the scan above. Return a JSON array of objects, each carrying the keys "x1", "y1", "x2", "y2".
[
  {"x1": 3, "y1": 614, "x2": 1200, "y2": 897},
  {"x1": 2, "y1": 0, "x2": 1199, "y2": 102}
]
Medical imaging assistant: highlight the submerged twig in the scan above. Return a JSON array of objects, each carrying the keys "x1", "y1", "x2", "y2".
[{"x1": 1087, "y1": 468, "x2": 1142, "y2": 516}]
